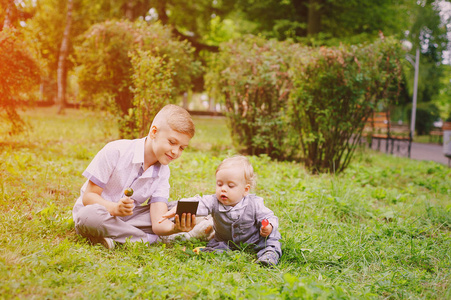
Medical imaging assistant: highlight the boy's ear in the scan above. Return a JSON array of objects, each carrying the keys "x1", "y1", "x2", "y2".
[{"x1": 149, "y1": 125, "x2": 158, "y2": 138}]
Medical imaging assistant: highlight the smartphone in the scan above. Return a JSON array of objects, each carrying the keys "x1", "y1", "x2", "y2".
[{"x1": 175, "y1": 199, "x2": 199, "y2": 216}]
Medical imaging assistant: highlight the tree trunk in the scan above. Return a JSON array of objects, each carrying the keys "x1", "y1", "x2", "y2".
[
  {"x1": 125, "y1": 0, "x2": 134, "y2": 21},
  {"x1": 56, "y1": 0, "x2": 73, "y2": 114},
  {"x1": 307, "y1": 0, "x2": 322, "y2": 36},
  {"x1": 154, "y1": 0, "x2": 169, "y2": 25},
  {"x1": 3, "y1": 0, "x2": 14, "y2": 28}
]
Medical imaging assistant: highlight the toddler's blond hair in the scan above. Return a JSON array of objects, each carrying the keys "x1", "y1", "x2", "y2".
[{"x1": 216, "y1": 155, "x2": 256, "y2": 189}]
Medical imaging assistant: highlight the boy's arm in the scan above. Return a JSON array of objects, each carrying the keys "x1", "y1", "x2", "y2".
[
  {"x1": 150, "y1": 201, "x2": 196, "y2": 236},
  {"x1": 82, "y1": 180, "x2": 134, "y2": 217}
]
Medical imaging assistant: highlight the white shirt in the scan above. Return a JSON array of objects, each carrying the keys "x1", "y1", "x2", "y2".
[{"x1": 72, "y1": 138, "x2": 170, "y2": 221}]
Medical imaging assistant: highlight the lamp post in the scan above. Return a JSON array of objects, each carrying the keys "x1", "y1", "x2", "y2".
[{"x1": 401, "y1": 40, "x2": 420, "y2": 139}]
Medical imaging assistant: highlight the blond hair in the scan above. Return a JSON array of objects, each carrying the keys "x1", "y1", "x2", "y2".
[
  {"x1": 151, "y1": 104, "x2": 195, "y2": 137},
  {"x1": 216, "y1": 155, "x2": 256, "y2": 189}
]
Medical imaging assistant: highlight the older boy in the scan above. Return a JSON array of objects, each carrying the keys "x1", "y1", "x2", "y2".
[{"x1": 73, "y1": 104, "x2": 196, "y2": 249}]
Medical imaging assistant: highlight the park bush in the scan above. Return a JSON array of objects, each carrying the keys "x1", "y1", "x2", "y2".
[
  {"x1": 0, "y1": 28, "x2": 41, "y2": 135},
  {"x1": 207, "y1": 36, "x2": 403, "y2": 173},
  {"x1": 289, "y1": 37, "x2": 403, "y2": 173},
  {"x1": 205, "y1": 35, "x2": 294, "y2": 158},
  {"x1": 75, "y1": 20, "x2": 201, "y2": 138},
  {"x1": 129, "y1": 51, "x2": 174, "y2": 137}
]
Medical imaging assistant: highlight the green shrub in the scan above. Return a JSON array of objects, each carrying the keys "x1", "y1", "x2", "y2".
[
  {"x1": 289, "y1": 37, "x2": 403, "y2": 173},
  {"x1": 127, "y1": 51, "x2": 174, "y2": 138},
  {"x1": 207, "y1": 36, "x2": 403, "y2": 173},
  {"x1": 205, "y1": 35, "x2": 293, "y2": 158},
  {"x1": 75, "y1": 20, "x2": 200, "y2": 138}
]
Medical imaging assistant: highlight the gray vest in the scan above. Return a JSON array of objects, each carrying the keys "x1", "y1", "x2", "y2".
[{"x1": 209, "y1": 194, "x2": 281, "y2": 256}]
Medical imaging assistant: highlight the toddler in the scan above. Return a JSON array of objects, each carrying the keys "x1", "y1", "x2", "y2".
[{"x1": 163, "y1": 155, "x2": 282, "y2": 266}]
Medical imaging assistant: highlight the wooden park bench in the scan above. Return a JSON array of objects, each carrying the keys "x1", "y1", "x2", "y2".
[{"x1": 363, "y1": 111, "x2": 412, "y2": 157}]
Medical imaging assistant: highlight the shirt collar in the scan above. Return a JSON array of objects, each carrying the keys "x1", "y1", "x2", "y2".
[
  {"x1": 218, "y1": 195, "x2": 248, "y2": 212},
  {"x1": 133, "y1": 137, "x2": 161, "y2": 178}
]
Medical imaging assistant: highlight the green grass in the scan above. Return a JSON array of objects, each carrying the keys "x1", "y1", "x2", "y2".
[
  {"x1": 413, "y1": 134, "x2": 443, "y2": 145},
  {"x1": 1, "y1": 107, "x2": 450, "y2": 299}
]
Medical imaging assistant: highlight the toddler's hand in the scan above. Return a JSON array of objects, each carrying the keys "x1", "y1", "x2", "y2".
[
  {"x1": 260, "y1": 220, "x2": 272, "y2": 237},
  {"x1": 113, "y1": 197, "x2": 134, "y2": 216}
]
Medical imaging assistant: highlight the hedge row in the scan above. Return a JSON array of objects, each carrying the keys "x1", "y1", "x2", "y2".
[{"x1": 207, "y1": 35, "x2": 403, "y2": 173}]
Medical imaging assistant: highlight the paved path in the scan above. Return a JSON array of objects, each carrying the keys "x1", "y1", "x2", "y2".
[
  {"x1": 410, "y1": 142, "x2": 450, "y2": 166},
  {"x1": 370, "y1": 139, "x2": 450, "y2": 166}
]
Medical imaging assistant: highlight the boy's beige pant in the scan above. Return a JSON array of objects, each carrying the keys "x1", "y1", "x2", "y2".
[
  {"x1": 74, "y1": 203, "x2": 156, "y2": 244},
  {"x1": 74, "y1": 203, "x2": 214, "y2": 245}
]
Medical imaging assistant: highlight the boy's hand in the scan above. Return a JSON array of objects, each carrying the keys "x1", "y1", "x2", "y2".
[
  {"x1": 158, "y1": 206, "x2": 196, "y2": 233},
  {"x1": 260, "y1": 223, "x2": 273, "y2": 238},
  {"x1": 173, "y1": 213, "x2": 196, "y2": 233},
  {"x1": 158, "y1": 206, "x2": 177, "y2": 223},
  {"x1": 112, "y1": 197, "x2": 134, "y2": 216},
  {"x1": 150, "y1": 203, "x2": 196, "y2": 236}
]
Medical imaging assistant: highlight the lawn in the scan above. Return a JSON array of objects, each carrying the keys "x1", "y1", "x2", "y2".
[{"x1": 1, "y1": 107, "x2": 450, "y2": 299}]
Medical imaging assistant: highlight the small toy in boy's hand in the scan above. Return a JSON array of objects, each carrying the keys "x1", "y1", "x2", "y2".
[
  {"x1": 262, "y1": 219, "x2": 269, "y2": 228},
  {"x1": 124, "y1": 188, "x2": 134, "y2": 197}
]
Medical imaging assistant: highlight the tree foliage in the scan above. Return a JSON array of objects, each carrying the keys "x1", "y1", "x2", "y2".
[
  {"x1": 435, "y1": 65, "x2": 451, "y2": 120},
  {"x1": 144, "y1": 0, "x2": 448, "y2": 120},
  {"x1": 0, "y1": 0, "x2": 34, "y2": 30},
  {"x1": 230, "y1": 0, "x2": 410, "y2": 43},
  {"x1": 21, "y1": 0, "x2": 141, "y2": 105},
  {"x1": 0, "y1": 28, "x2": 40, "y2": 134},
  {"x1": 1, "y1": 0, "x2": 449, "y2": 141},
  {"x1": 403, "y1": 0, "x2": 449, "y2": 110},
  {"x1": 22, "y1": 0, "x2": 88, "y2": 104},
  {"x1": 148, "y1": 0, "x2": 236, "y2": 51}
]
